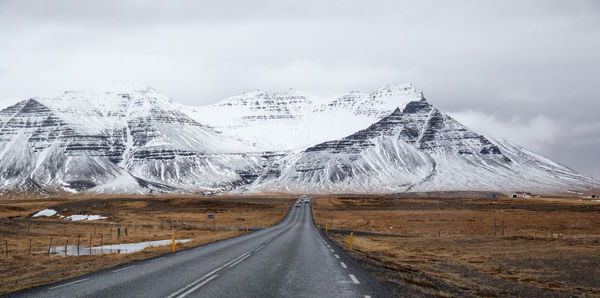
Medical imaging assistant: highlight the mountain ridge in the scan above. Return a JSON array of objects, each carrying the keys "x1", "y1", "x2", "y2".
[{"x1": 0, "y1": 84, "x2": 596, "y2": 195}]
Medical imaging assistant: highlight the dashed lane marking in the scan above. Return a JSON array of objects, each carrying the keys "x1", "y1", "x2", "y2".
[
  {"x1": 349, "y1": 274, "x2": 360, "y2": 284},
  {"x1": 112, "y1": 265, "x2": 135, "y2": 273},
  {"x1": 150, "y1": 257, "x2": 165, "y2": 263},
  {"x1": 330, "y1": 249, "x2": 334, "y2": 252},
  {"x1": 50, "y1": 278, "x2": 89, "y2": 290},
  {"x1": 340, "y1": 262, "x2": 347, "y2": 269},
  {"x1": 334, "y1": 254, "x2": 340, "y2": 259}
]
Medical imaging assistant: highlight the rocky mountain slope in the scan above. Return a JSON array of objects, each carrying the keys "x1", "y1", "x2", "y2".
[
  {"x1": 0, "y1": 88, "x2": 269, "y2": 193},
  {"x1": 248, "y1": 99, "x2": 590, "y2": 193},
  {"x1": 0, "y1": 84, "x2": 595, "y2": 194}
]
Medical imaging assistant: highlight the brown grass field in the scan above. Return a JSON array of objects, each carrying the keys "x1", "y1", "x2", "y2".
[
  {"x1": 0, "y1": 193, "x2": 294, "y2": 294},
  {"x1": 313, "y1": 195, "x2": 600, "y2": 297}
]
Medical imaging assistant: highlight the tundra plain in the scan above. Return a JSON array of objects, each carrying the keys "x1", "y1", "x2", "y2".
[
  {"x1": 0, "y1": 194, "x2": 293, "y2": 294},
  {"x1": 313, "y1": 195, "x2": 600, "y2": 297}
]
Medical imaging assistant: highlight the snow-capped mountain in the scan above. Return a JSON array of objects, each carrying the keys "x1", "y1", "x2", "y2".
[
  {"x1": 182, "y1": 83, "x2": 422, "y2": 151},
  {"x1": 0, "y1": 84, "x2": 595, "y2": 194},
  {"x1": 0, "y1": 87, "x2": 269, "y2": 193},
  {"x1": 247, "y1": 99, "x2": 592, "y2": 193}
]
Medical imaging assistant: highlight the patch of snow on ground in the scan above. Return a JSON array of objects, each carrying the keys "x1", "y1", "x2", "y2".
[
  {"x1": 50, "y1": 239, "x2": 192, "y2": 256},
  {"x1": 31, "y1": 208, "x2": 106, "y2": 221},
  {"x1": 32, "y1": 209, "x2": 57, "y2": 217},
  {"x1": 66, "y1": 214, "x2": 107, "y2": 221},
  {"x1": 95, "y1": 239, "x2": 191, "y2": 252}
]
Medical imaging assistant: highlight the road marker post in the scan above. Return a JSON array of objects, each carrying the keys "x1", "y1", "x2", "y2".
[
  {"x1": 246, "y1": 225, "x2": 248, "y2": 232},
  {"x1": 326, "y1": 224, "x2": 328, "y2": 233},
  {"x1": 349, "y1": 232, "x2": 353, "y2": 250},
  {"x1": 172, "y1": 235, "x2": 175, "y2": 252}
]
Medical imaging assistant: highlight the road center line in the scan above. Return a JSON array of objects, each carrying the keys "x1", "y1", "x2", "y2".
[
  {"x1": 349, "y1": 274, "x2": 360, "y2": 284},
  {"x1": 177, "y1": 274, "x2": 218, "y2": 298},
  {"x1": 167, "y1": 247, "x2": 256, "y2": 298},
  {"x1": 365, "y1": 295, "x2": 372, "y2": 298},
  {"x1": 330, "y1": 249, "x2": 334, "y2": 252},
  {"x1": 228, "y1": 253, "x2": 251, "y2": 268},
  {"x1": 340, "y1": 262, "x2": 347, "y2": 268},
  {"x1": 112, "y1": 265, "x2": 135, "y2": 273},
  {"x1": 334, "y1": 254, "x2": 340, "y2": 259},
  {"x1": 50, "y1": 278, "x2": 89, "y2": 290}
]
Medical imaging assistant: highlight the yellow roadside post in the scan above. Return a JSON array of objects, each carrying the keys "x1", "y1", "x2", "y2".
[
  {"x1": 172, "y1": 235, "x2": 175, "y2": 252},
  {"x1": 246, "y1": 225, "x2": 248, "y2": 232},
  {"x1": 325, "y1": 224, "x2": 328, "y2": 233},
  {"x1": 349, "y1": 232, "x2": 353, "y2": 250}
]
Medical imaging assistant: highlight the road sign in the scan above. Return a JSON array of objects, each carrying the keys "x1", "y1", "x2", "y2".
[{"x1": 207, "y1": 214, "x2": 215, "y2": 219}]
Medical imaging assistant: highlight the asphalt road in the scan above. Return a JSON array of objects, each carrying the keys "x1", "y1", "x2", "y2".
[{"x1": 11, "y1": 200, "x2": 389, "y2": 298}]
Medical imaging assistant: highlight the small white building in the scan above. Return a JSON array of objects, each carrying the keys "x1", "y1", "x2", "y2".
[{"x1": 511, "y1": 191, "x2": 533, "y2": 198}]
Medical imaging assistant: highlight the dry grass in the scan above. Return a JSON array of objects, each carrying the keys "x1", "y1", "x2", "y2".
[
  {"x1": 313, "y1": 196, "x2": 600, "y2": 296},
  {"x1": 0, "y1": 194, "x2": 293, "y2": 294}
]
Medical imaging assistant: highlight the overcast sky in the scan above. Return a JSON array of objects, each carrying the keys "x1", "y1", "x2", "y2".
[{"x1": 0, "y1": 0, "x2": 599, "y2": 177}]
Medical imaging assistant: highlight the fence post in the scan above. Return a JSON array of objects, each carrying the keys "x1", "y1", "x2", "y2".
[
  {"x1": 501, "y1": 221, "x2": 505, "y2": 236},
  {"x1": 493, "y1": 218, "x2": 497, "y2": 236},
  {"x1": 77, "y1": 236, "x2": 80, "y2": 256},
  {"x1": 5, "y1": 241, "x2": 7, "y2": 257},
  {"x1": 29, "y1": 239, "x2": 32, "y2": 256},
  {"x1": 118, "y1": 228, "x2": 121, "y2": 239},
  {"x1": 48, "y1": 237, "x2": 52, "y2": 256},
  {"x1": 65, "y1": 239, "x2": 68, "y2": 257},
  {"x1": 89, "y1": 233, "x2": 92, "y2": 255}
]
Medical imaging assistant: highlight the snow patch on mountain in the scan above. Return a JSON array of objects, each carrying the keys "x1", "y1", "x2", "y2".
[{"x1": 182, "y1": 83, "x2": 424, "y2": 151}]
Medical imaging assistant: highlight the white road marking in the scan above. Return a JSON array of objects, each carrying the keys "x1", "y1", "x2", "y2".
[
  {"x1": 228, "y1": 253, "x2": 251, "y2": 268},
  {"x1": 167, "y1": 247, "x2": 256, "y2": 298},
  {"x1": 50, "y1": 278, "x2": 89, "y2": 290},
  {"x1": 112, "y1": 265, "x2": 135, "y2": 273},
  {"x1": 334, "y1": 254, "x2": 340, "y2": 259},
  {"x1": 340, "y1": 262, "x2": 347, "y2": 268},
  {"x1": 177, "y1": 274, "x2": 218, "y2": 298},
  {"x1": 349, "y1": 274, "x2": 360, "y2": 284},
  {"x1": 150, "y1": 257, "x2": 165, "y2": 263},
  {"x1": 365, "y1": 296, "x2": 372, "y2": 298},
  {"x1": 330, "y1": 249, "x2": 334, "y2": 252}
]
